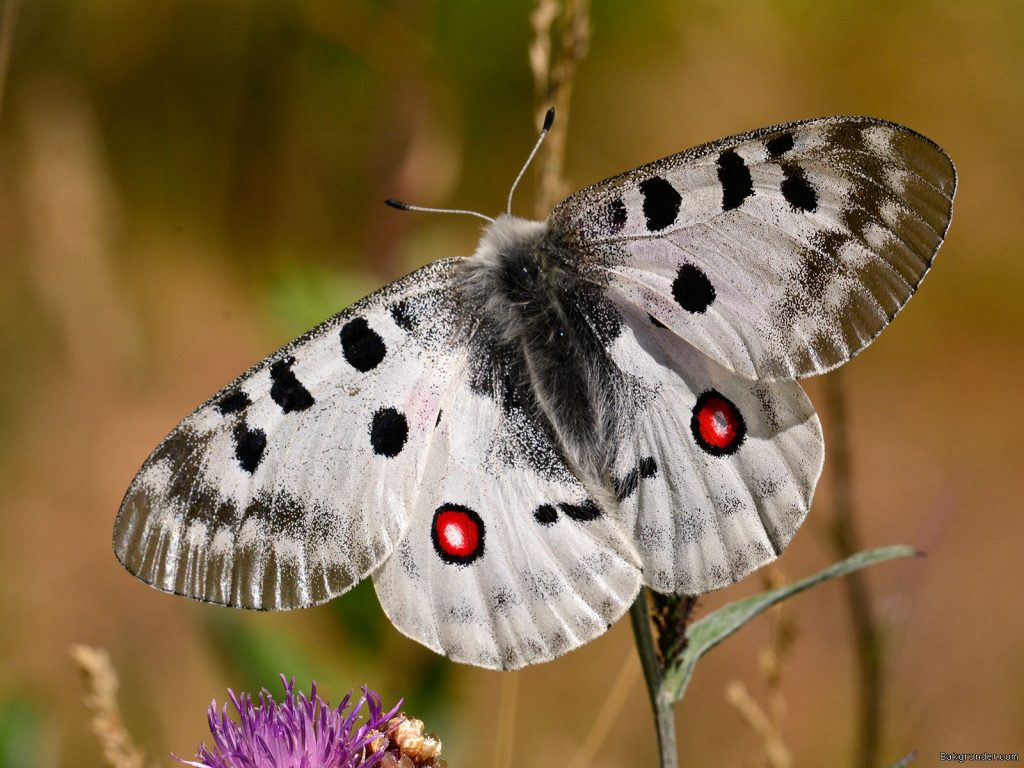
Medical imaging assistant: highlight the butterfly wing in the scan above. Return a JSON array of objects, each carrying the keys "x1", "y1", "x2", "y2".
[
  {"x1": 115, "y1": 114, "x2": 954, "y2": 666},
  {"x1": 372, "y1": 327, "x2": 642, "y2": 670},
  {"x1": 604, "y1": 294, "x2": 823, "y2": 595},
  {"x1": 551, "y1": 116, "x2": 956, "y2": 379},
  {"x1": 114, "y1": 259, "x2": 469, "y2": 610}
]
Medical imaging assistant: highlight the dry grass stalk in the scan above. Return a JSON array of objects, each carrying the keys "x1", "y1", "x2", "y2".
[
  {"x1": 0, "y1": 0, "x2": 19, "y2": 120},
  {"x1": 19, "y1": 78, "x2": 141, "y2": 384},
  {"x1": 529, "y1": 0, "x2": 591, "y2": 217},
  {"x1": 725, "y1": 681, "x2": 792, "y2": 768},
  {"x1": 725, "y1": 565, "x2": 795, "y2": 768},
  {"x1": 493, "y1": 671, "x2": 520, "y2": 768},
  {"x1": 823, "y1": 370, "x2": 885, "y2": 768},
  {"x1": 528, "y1": 0, "x2": 558, "y2": 96},
  {"x1": 70, "y1": 645, "x2": 155, "y2": 768},
  {"x1": 566, "y1": 654, "x2": 640, "y2": 768}
]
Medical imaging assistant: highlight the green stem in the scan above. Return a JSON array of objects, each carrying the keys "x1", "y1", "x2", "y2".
[{"x1": 630, "y1": 588, "x2": 678, "y2": 768}]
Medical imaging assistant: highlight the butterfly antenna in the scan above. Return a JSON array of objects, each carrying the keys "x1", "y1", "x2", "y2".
[
  {"x1": 384, "y1": 198, "x2": 495, "y2": 224},
  {"x1": 507, "y1": 107, "x2": 555, "y2": 216}
]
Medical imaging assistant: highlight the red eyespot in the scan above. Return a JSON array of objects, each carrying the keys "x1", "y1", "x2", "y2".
[
  {"x1": 431, "y1": 505, "x2": 485, "y2": 565},
  {"x1": 691, "y1": 390, "x2": 746, "y2": 455}
]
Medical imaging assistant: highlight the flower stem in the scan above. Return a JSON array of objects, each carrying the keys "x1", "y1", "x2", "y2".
[{"x1": 630, "y1": 588, "x2": 678, "y2": 768}]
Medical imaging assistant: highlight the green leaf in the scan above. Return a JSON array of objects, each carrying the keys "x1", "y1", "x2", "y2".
[{"x1": 660, "y1": 545, "x2": 918, "y2": 703}]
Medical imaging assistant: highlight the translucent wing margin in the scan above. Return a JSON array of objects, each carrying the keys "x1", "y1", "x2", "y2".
[
  {"x1": 113, "y1": 259, "x2": 468, "y2": 610},
  {"x1": 552, "y1": 116, "x2": 956, "y2": 379}
]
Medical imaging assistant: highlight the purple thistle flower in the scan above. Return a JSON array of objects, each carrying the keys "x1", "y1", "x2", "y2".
[{"x1": 176, "y1": 676, "x2": 404, "y2": 768}]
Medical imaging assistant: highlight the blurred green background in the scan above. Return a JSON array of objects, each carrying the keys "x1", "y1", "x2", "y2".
[{"x1": 1, "y1": 1, "x2": 1021, "y2": 766}]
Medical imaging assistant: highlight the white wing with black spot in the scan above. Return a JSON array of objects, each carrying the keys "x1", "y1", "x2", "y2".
[
  {"x1": 603, "y1": 296, "x2": 823, "y2": 595},
  {"x1": 372, "y1": 364, "x2": 642, "y2": 671},
  {"x1": 114, "y1": 259, "x2": 469, "y2": 610},
  {"x1": 552, "y1": 116, "x2": 956, "y2": 379},
  {"x1": 113, "y1": 112, "x2": 955, "y2": 671}
]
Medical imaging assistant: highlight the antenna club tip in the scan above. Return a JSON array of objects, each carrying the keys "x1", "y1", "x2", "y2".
[
  {"x1": 543, "y1": 107, "x2": 555, "y2": 131},
  {"x1": 385, "y1": 198, "x2": 409, "y2": 210}
]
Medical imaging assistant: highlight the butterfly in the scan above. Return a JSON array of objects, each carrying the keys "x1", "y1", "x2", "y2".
[{"x1": 114, "y1": 113, "x2": 955, "y2": 670}]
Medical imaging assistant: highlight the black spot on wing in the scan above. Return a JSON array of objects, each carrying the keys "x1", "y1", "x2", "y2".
[
  {"x1": 648, "y1": 313, "x2": 667, "y2": 329},
  {"x1": 606, "y1": 197, "x2": 628, "y2": 233},
  {"x1": 534, "y1": 504, "x2": 558, "y2": 526},
  {"x1": 341, "y1": 317, "x2": 386, "y2": 372},
  {"x1": 614, "y1": 457, "x2": 658, "y2": 502},
  {"x1": 558, "y1": 499, "x2": 603, "y2": 522},
  {"x1": 217, "y1": 389, "x2": 251, "y2": 415},
  {"x1": 766, "y1": 132, "x2": 795, "y2": 157},
  {"x1": 672, "y1": 264, "x2": 716, "y2": 314},
  {"x1": 639, "y1": 176, "x2": 682, "y2": 232},
  {"x1": 269, "y1": 357, "x2": 315, "y2": 413},
  {"x1": 639, "y1": 456, "x2": 658, "y2": 479},
  {"x1": 369, "y1": 407, "x2": 408, "y2": 458},
  {"x1": 717, "y1": 149, "x2": 753, "y2": 211},
  {"x1": 780, "y1": 164, "x2": 818, "y2": 212},
  {"x1": 233, "y1": 422, "x2": 267, "y2": 474},
  {"x1": 390, "y1": 300, "x2": 416, "y2": 331}
]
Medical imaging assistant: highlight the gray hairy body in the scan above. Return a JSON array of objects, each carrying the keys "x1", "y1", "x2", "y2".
[{"x1": 459, "y1": 215, "x2": 625, "y2": 510}]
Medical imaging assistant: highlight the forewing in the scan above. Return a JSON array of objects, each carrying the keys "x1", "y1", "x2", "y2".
[
  {"x1": 552, "y1": 116, "x2": 956, "y2": 379},
  {"x1": 604, "y1": 296, "x2": 824, "y2": 594},
  {"x1": 114, "y1": 259, "x2": 468, "y2": 610},
  {"x1": 373, "y1": 364, "x2": 642, "y2": 670}
]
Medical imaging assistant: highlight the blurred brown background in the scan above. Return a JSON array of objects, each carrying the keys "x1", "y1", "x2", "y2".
[{"x1": 0, "y1": 1, "x2": 1021, "y2": 766}]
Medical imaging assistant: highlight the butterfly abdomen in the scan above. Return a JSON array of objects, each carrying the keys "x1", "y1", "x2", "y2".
[{"x1": 461, "y1": 216, "x2": 627, "y2": 498}]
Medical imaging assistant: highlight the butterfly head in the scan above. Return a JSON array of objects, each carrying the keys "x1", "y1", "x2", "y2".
[{"x1": 462, "y1": 215, "x2": 563, "y2": 329}]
